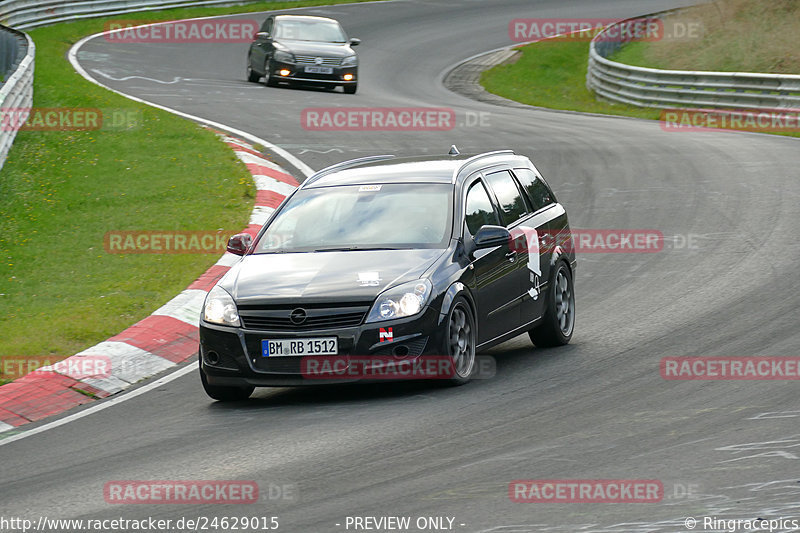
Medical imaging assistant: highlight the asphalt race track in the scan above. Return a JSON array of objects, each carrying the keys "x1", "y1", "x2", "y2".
[{"x1": 4, "y1": 1, "x2": 800, "y2": 531}]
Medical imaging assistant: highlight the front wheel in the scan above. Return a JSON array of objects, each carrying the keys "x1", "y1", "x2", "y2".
[
  {"x1": 529, "y1": 261, "x2": 575, "y2": 347},
  {"x1": 343, "y1": 83, "x2": 358, "y2": 94},
  {"x1": 200, "y1": 368, "x2": 254, "y2": 401},
  {"x1": 264, "y1": 60, "x2": 279, "y2": 87},
  {"x1": 246, "y1": 57, "x2": 260, "y2": 82},
  {"x1": 444, "y1": 297, "x2": 476, "y2": 385}
]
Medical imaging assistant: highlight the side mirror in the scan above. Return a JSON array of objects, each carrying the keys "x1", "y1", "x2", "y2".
[
  {"x1": 473, "y1": 225, "x2": 511, "y2": 250},
  {"x1": 349, "y1": 37, "x2": 361, "y2": 46},
  {"x1": 227, "y1": 233, "x2": 253, "y2": 256},
  {"x1": 255, "y1": 31, "x2": 270, "y2": 40}
]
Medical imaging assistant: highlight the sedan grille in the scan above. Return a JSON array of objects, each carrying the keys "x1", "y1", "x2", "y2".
[
  {"x1": 239, "y1": 305, "x2": 369, "y2": 331},
  {"x1": 294, "y1": 55, "x2": 343, "y2": 66}
]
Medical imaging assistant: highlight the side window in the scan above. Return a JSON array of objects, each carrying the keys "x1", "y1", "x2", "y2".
[
  {"x1": 484, "y1": 170, "x2": 527, "y2": 226},
  {"x1": 464, "y1": 180, "x2": 499, "y2": 236},
  {"x1": 261, "y1": 18, "x2": 273, "y2": 34},
  {"x1": 513, "y1": 168, "x2": 554, "y2": 212}
]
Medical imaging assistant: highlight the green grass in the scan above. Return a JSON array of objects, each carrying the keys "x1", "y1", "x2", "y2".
[
  {"x1": 0, "y1": 0, "x2": 381, "y2": 379},
  {"x1": 480, "y1": 38, "x2": 660, "y2": 121},
  {"x1": 481, "y1": 38, "x2": 660, "y2": 119},
  {"x1": 481, "y1": 33, "x2": 800, "y2": 138},
  {"x1": 610, "y1": 0, "x2": 800, "y2": 74}
]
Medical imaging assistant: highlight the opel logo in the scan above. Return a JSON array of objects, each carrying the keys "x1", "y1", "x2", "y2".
[
  {"x1": 314, "y1": 57, "x2": 324, "y2": 65},
  {"x1": 289, "y1": 308, "x2": 307, "y2": 325}
]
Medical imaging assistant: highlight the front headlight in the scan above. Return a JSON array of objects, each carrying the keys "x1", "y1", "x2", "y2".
[
  {"x1": 273, "y1": 50, "x2": 295, "y2": 63},
  {"x1": 341, "y1": 55, "x2": 358, "y2": 67},
  {"x1": 365, "y1": 279, "x2": 432, "y2": 323},
  {"x1": 203, "y1": 285, "x2": 241, "y2": 327}
]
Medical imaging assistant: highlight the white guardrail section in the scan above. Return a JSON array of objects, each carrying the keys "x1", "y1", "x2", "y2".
[
  {"x1": 0, "y1": 24, "x2": 33, "y2": 169},
  {"x1": 587, "y1": 14, "x2": 800, "y2": 110}
]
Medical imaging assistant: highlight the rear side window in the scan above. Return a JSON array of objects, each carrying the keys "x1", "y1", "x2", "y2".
[
  {"x1": 485, "y1": 170, "x2": 527, "y2": 226},
  {"x1": 464, "y1": 181, "x2": 498, "y2": 235},
  {"x1": 514, "y1": 168, "x2": 554, "y2": 212}
]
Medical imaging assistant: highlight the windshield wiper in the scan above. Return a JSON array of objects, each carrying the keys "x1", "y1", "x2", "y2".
[{"x1": 312, "y1": 246, "x2": 398, "y2": 252}]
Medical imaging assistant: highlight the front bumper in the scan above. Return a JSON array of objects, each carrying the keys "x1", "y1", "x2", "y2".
[
  {"x1": 271, "y1": 60, "x2": 357, "y2": 86},
  {"x1": 200, "y1": 306, "x2": 446, "y2": 387}
]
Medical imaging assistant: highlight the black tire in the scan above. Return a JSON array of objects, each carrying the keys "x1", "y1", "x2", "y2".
[
  {"x1": 264, "y1": 60, "x2": 279, "y2": 87},
  {"x1": 343, "y1": 83, "x2": 357, "y2": 94},
  {"x1": 529, "y1": 261, "x2": 575, "y2": 347},
  {"x1": 200, "y1": 367, "x2": 254, "y2": 401},
  {"x1": 246, "y1": 57, "x2": 260, "y2": 82},
  {"x1": 443, "y1": 296, "x2": 476, "y2": 385}
]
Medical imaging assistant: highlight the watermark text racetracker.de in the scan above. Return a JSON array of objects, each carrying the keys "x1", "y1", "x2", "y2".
[
  {"x1": 509, "y1": 17, "x2": 703, "y2": 42},
  {"x1": 1, "y1": 355, "x2": 111, "y2": 380},
  {"x1": 300, "y1": 107, "x2": 490, "y2": 131},
  {"x1": 0, "y1": 107, "x2": 142, "y2": 131},
  {"x1": 104, "y1": 19, "x2": 259, "y2": 43},
  {"x1": 104, "y1": 231, "x2": 235, "y2": 254},
  {"x1": 509, "y1": 479, "x2": 663, "y2": 502},
  {"x1": 661, "y1": 357, "x2": 800, "y2": 380},
  {"x1": 661, "y1": 108, "x2": 800, "y2": 133}
]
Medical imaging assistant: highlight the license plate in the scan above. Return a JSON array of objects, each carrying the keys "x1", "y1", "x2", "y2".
[
  {"x1": 304, "y1": 66, "x2": 333, "y2": 74},
  {"x1": 262, "y1": 338, "x2": 337, "y2": 357}
]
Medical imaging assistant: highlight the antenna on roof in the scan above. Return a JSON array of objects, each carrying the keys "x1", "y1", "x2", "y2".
[{"x1": 448, "y1": 145, "x2": 460, "y2": 156}]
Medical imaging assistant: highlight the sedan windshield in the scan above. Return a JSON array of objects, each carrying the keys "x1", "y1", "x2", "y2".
[
  {"x1": 274, "y1": 20, "x2": 347, "y2": 43},
  {"x1": 255, "y1": 183, "x2": 453, "y2": 253}
]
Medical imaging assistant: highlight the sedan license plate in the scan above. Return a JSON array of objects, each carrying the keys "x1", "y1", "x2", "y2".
[
  {"x1": 262, "y1": 338, "x2": 337, "y2": 357},
  {"x1": 304, "y1": 66, "x2": 333, "y2": 74}
]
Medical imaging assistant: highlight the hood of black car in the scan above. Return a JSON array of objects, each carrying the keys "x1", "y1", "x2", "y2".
[
  {"x1": 222, "y1": 249, "x2": 444, "y2": 305},
  {"x1": 276, "y1": 40, "x2": 355, "y2": 58}
]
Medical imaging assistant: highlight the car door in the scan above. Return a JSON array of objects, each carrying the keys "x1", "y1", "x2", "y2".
[
  {"x1": 482, "y1": 169, "x2": 534, "y2": 334},
  {"x1": 250, "y1": 17, "x2": 274, "y2": 72},
  {"x1": 463, "y1": 177, "x2": 522, "y2": 345},
  {"x1": 511, "y1": 167, "x2": 564, "y2": 325}
]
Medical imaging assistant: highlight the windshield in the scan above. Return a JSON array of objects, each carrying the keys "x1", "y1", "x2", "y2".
[
  {"x1": 274, "y1": 19, "x2": 347, "y2": 43},
  {"x1": 254, "y1": 183, "x2": 453, "y2": 253}
]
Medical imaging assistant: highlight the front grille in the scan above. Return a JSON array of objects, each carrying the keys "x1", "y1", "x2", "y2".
[
  {"x1": 239, "y1": 305, "x2": 369, "y2": 331},
  {"x1": 295, "y1": 55, "x2": 343, "y2": 66}
]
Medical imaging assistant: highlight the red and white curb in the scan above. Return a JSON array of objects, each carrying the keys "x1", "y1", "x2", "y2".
[{"x1": 0, "y1": 130, "x2": 300, "y2": 433}]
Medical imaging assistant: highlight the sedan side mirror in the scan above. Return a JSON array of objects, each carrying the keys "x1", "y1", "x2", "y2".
[
  {"x1": 473, "y1": 225, "x2": 511, "y2": 249},
  {"x1": 227, "y1": 233, "x2": 253, "y2": 256},
  {"x1": 349, "y1": 37, "x2": 361, "y2": 46},
  {"x1": 255, "y1": 31, "x2": 270, "y2": 40}
]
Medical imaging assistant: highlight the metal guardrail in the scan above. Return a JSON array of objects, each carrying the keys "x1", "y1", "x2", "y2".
[
  {"x1": 0, "y1": 0, "x2": 282, "y2": 30},
  {"x1": 0, "y1": 23, "x2": 33, "y2": 169},
  {"x1": 587, "y1": 14, "x2": 800, "y2": 110}
]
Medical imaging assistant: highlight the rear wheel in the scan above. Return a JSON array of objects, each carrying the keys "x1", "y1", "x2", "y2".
[
  {"x1": 343, "y1": 83, "x2": 358, "y2": 94},
  {"x1": 200, "y1": 367, "x2": 254, "y2": 401},
  {"x1": 444, "y1": 297, "x2": 476, "y2": 385},
  {"x1": 529, "y1": 261, "x2": 575, "y2": 347}
]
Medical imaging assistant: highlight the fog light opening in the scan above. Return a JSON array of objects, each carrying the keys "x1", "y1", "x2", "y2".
[
  {"x1": 343, "y1": 74, "x2": 354, "y2": 81},
  {"x1": 392, "y1": 345, "x2": 409, "y2": 357},
  {"x1": 206, "y1": 350, "x2": 220, "y2": 365},
  {"x1": 279, "y1": 69, "x2": 291, "y2": 77}
]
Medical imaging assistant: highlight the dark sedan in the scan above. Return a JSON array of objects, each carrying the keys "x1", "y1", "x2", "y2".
[
  {"x1": 200, "y1": 149, "x2": 576, "y2": 400},
  {"x1": 247, "y1": 14, "x2": 360, "y2": 93}
]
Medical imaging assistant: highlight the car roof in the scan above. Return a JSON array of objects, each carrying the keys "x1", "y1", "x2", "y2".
[
  {"x1": 301, "y1": 152, "x2": 532, "y2": 189},
  {"x1": 274, "y1": 15, "x2": 340, "y2": 24}
]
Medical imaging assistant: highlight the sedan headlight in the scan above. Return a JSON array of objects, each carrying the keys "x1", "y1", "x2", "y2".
[
  {"x1": 341, "y1": 55, "x2": 358, "y2": 67},
  {"x1": 366, "y1": 279, "x2": 432, "y2": 323},
  {"x1": 273, "y1": 50, "x2": 295, "y2": 63},
  {"x1": 203, "y1": 285, "x2": 241, "y2": 327}
]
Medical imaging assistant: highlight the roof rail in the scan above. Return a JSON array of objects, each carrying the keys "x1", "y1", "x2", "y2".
[
  {"x1": 452, "y1": 150, "x2": 515, "y2": 182},
  {"x1": 300, "y1": 154, "x2": 396, "y2": 188}
]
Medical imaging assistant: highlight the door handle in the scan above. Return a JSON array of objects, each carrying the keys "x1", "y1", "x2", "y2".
[{"x1": 505, "y1": 251, "x2": 517, "y2": 262}]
